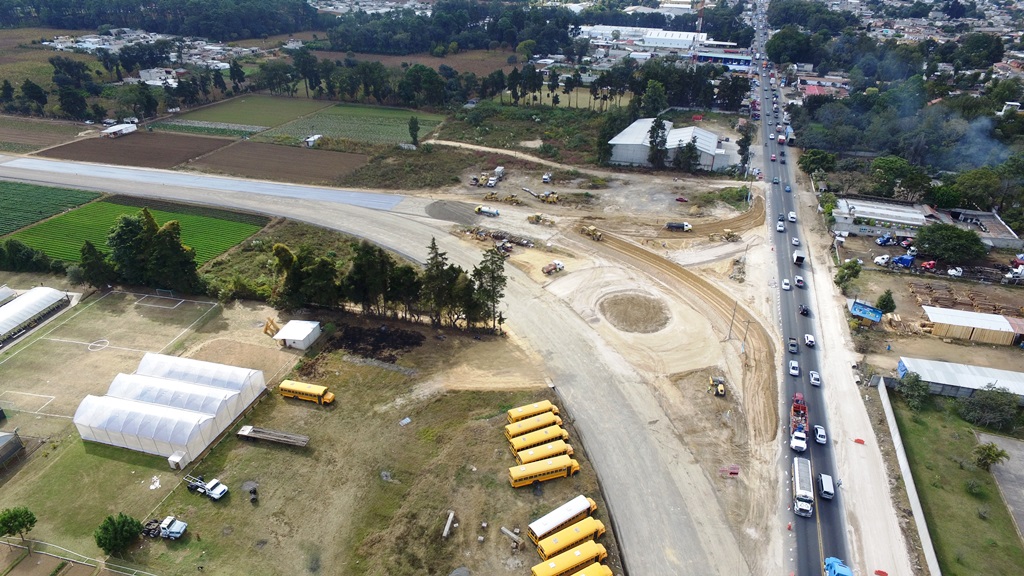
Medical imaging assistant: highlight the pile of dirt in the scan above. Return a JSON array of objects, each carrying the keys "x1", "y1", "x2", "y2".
[
  {"x1": 599, "y1": 293, "x2": 670, "y2": 333},
  {"x1": 324, "y1": 323, "x2": 426, "y2": 362}
]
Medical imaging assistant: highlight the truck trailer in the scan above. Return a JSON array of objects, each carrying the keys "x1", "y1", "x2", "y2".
[{"x1": 792, "y1": 250, "x2": 806, "y2": 265}]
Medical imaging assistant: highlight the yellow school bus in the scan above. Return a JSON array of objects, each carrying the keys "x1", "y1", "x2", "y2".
[
  {"x1": 536, "y1": 517, "x2": 606, "y2": 561},
  {"x1": 530, "y1": 542, "x2": 607, "y2": 576},
  {"x1": 504, "y1": 412, "x2": 563, "y2": 441},
  {"x1": 509, "y1": 455, "x2": 579, "y2": 488},
  {"x1": 516, "y1": 440, "x2": 574, "y2": 465},
  {"x1": 279, "y1": 380, "x2": 335, "y2": 405},
  {"x1": 564, "y1": 564, "x2": 612, "y2": 576},
  {"x1": 509, "y1": 425, "x2": 569, "y2": 456},
  {"x1": 507, "y1": 400, "x2": 559, "y2": 423}
]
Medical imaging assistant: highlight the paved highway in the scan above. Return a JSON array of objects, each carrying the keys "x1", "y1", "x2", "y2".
[{"x1": 752, "y1": 15, "x2": 850, "y2": 576}]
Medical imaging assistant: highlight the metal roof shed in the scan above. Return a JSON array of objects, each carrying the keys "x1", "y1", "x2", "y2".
[
  {"x1": 898, "y1": 356, "x2": 1024, "y2": 405},
  {"x1": 0, "y1": 431, "x2": 25, "y2": 469},
  {"x1": 922, "y1": 306, "x2": 1016, "y2": 345},
  {"x1": 272, "y1": 320, "x2": 321, "y2": 350},
  {"x1": 0, "y1": 287, "x2": 68, "y2": 342}
]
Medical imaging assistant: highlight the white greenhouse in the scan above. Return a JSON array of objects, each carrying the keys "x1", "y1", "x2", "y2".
[
  {"x1": 0, "y1": 286, "x2": 69, "y2": 343},
  {"x1": 135, "y1": 352, "x2": 265, "y2": 406},
  {"x1": 74, "y1": 354, "x2": 266, "y2": 468},
  {"x1": 75, "y1": 395, "x2": 219, "y2": 461}
]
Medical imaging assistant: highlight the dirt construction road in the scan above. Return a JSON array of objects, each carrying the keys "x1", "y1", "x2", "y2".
[{"x1": 0, "y1": 154, "x2": 753, "y2": 574}]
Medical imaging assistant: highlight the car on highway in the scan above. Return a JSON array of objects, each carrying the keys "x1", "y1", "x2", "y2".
[
  {"x1": 873, "y1": 255, "x2": 890, "y2": 266},
  {"x1": 813, "y1": 425, "x2": 827, "y2": 444},
  {"x1": 771, "y1": 154, "x2": 777, "y2": 161},
  {"x1": 780, "y1": 158, "x2": 786, "y2": 164},
  {"x1": 809, "y1": 371, "x2": 821, "y2": 386},
  {"x1": 777, "y1": 221, "x2": 785, "y2": 232},
  {"x1": 788, "y1": 211, "x2": 797, "y2": 222},
  {"x1": 788, "y1": 360, "x2": 800, "y2": 376},
  {"x1": 778, "y1": 213, "x2": 785, "y2": 222},
  {"x1": 784, "y1": 185, "x2": 791, "y2": 192},
  {"x1": 791, "y1": 237, "x2": 800, "y2": 246},
  {"x1": 798, "y1": 304, "x2": 809, "y2": 316},
  {"x1": 804, "y1": 334, "x2": 815, "y2": 347},
  {"x1": 769, "y1": 133, "x2": 775, "y2": 140},
  {"x1": 781, "y1": 279, "x2": 791, "y2": 290},
  {"x1": 773, "y1": 176, "x2": 780, "y2": 184},
  {"x1": 794, "y1": 275, "x2": 805, "y2": 288}
]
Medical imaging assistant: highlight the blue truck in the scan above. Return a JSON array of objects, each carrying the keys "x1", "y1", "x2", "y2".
[
  {"x1": 892, "y1": 254, "x2": 915, "y2": 268},
  {"x1": 824, "y1": 557, "x2": 853, "y2": 576}
]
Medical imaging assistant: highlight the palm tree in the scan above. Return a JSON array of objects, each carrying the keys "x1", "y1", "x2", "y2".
[{"x1": 973, "y1": 442, "x2": 1009, "y2": 471}]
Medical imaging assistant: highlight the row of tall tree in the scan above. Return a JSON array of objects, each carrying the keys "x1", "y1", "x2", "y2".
[{"x1": 268, "y1": 238, "x2": 507, "y2": 331}]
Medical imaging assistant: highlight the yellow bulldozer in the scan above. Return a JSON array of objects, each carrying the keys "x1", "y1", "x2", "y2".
[
  {"x1": 540, "y1": 191, "x2": 559, "y2": 204},
  {"x1": 580, "y1": 225, "x2": 603, "y2": 241},
  {"x1": 483, "y1": 191, "x2": 498, "y2": 200},
  {"x1": 527, "y1": 213, "x2": 553, "y2": 225},
  {"x1": 501, "y1": 193, "x2": 523, "y2": 205}
]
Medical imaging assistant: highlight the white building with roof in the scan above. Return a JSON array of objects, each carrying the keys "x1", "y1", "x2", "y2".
[
  {"x1": 272, "y1": 320, "x2": 321, "y2": 350},
  {"x1": 0, "y1": 287, "x2": 69, "y2": 345},
  {"x1": 608, "y1": 118, "x2": 722, "y2": 169},
  {"x1": 74, "y1": 353, "x2": 266, "y2": 468},
  {"x1": 832, "y1": 198, "x2": 927, "y2": 237},
  {"x1": 897, "y1": 356, "x2": 1024, "y2": 406},
  {"x1": 642, "y1": 30, "x2": 705, "y2": 50}
]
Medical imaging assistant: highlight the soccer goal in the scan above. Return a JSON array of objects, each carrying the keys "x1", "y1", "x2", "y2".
[{"x1": 155, "y1": 289, "x2": 175, "y2": 299}]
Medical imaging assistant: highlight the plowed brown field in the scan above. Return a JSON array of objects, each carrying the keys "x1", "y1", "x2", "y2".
[
  {"x1": 35, "y1": 132, "x2": 231, "y2": 169},
  {"x1": 188, "y1": 141, "x2": 369, "y2": 185}
]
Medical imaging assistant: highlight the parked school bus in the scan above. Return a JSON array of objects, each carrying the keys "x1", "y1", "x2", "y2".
[
  {"x1": 278, "y1": 380, "x2": 335, "y2": 405},
  {"x1": 528, "y1": 495, "x2": 598, "y2": 543},
  {"x1": 504, "y1": 411, "x2": 563, "y2": 441},
  {"x1": 516, "y1": 440, "x2": 574, "y2": 465},
  {"x1": 509, "y1": 455, "x2": 579, "y2": 488},
  {"x1": 507, "y1": 400, "x2": 559, "y2": 423},
  {"x1": 536, "y1": 517, "x2": 606, "y2": 560},
  {"x1": 509, "y1": 425, "x2": 569, "y2": 455},
  {"x1": 530, "y1": 542, "x2": 607, "y2": 576},
  {"x1": 564, "y1": 564, "x2": 612, "y2": 576}
]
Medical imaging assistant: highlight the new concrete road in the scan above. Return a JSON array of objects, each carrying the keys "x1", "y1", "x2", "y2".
[
  {"x1": 0, "y1": 153, "x2": 750, "y2": 575},
  {"x1": 754, "y1": 30, "x2": 850, "y2": 576}
]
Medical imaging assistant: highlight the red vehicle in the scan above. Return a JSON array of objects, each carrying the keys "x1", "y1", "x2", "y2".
[
  {"x1": 791, "y1": 393, "x2": 808, "y2": 435},
  {"x1": 771, "y1": 154, "x2": 777, "y2": 161},
  {"x1": 921, "y1": 260, "x2": 937, "y2": 270}
]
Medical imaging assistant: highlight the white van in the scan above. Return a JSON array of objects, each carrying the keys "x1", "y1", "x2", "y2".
[{"x1": 818, "y1": 473, "x2": 835, "y2": 500}]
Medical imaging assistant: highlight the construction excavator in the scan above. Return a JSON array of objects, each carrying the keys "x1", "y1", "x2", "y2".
[
  {"x1": 580, "y1": 225, "x2": 603, "y2": 241},
  {"x1": 527, "y1": 213, "x2": 554, "y2": 225}
]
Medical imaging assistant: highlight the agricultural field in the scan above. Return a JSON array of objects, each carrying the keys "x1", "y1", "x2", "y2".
[
  {"x1": 0, "y1": 28, "x2": 102, "y2": 92},
  {"x1": 0, "y1": 183, "x2": 99, "y2": 236},
  {"x1": 149, "y1": 120, "x2": 258, "y2": 138},
  {"x1": 0, "y1": 115, "x2": 89, "y2": 153},
  {"x1": 9, "y1": 196, "x2": 267, "y2": 264},
  {"x1": 174, "y1": 94, "x2": 331, "y2": 127},
  {"x1": 35, "y1": 131, "x2": 231, "y2": 169},
  {"x1": 188, "y1": 141, "x2": 368, "y2": 185},
  {"x1": 257, "y1": 104, "x2": 445, "y2": 145}
]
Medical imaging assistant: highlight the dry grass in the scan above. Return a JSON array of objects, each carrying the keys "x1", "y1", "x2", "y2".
[{"x1": 0, "y1": 28, "x2": 103, "y2": 90}]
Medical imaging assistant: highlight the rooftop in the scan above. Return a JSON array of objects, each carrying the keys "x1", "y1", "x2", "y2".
[{"x1": 898, "y1": 356, "x2": 1024, "y2": 398}]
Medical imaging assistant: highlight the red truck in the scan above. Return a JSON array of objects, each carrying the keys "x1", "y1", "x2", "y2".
[{"x1": 790, "y1": 393, "x2": 808, "y2": 452}]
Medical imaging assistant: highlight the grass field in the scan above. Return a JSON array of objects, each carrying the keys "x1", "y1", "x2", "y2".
[
  {"x1": 893, "y1": 398, "x2": 1024, "y2": 575},
  {"x1": 0, "y1": 115, "x2": 88, "y2": 153},
  {"x1": 0, "y1": 28, "x2": 102, "y2": 91},
  {"x1": 0, "y1": 183, "x2": 99, "y2": 235},
  {"x1": 175, "y1": 94, "x2": 331, "y2": 127},
  {"x1": 9, "y1": 197, "x2": 267, "y2": 264},
  {"x1": 257, "y1": 104, "x2": 445, "y2": 145}
]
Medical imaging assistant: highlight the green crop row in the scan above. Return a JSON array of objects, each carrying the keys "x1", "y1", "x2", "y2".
[
  {"x1": 105, "y1": 196, "x2": 270, "y2": 226},
  {"x1": 0, "y1": 184, "x2": 101, "y2": 236},
  {"x1": 10, "y1": 200, "x2": 265, "y2": 264},
  {"x1": 150, "y1": 122, "x2": 253, "y2": 138}
]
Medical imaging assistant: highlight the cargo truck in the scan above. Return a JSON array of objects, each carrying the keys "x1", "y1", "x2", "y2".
[
  {"x1": 792, "y1": 250, "x2": 806, "y2": 265},
  {"x1": 824, "y1": 557, "x2": 853, "y2": 576},
  {"x1": 790, "y1": 393, "x2": 808, "y2": 452},
  {"x1": 475, "y1": 205, "x2": 500, "y2": 217},
  {"x1": 665, "y1": 222, "x2": 692, "y2": 232}
]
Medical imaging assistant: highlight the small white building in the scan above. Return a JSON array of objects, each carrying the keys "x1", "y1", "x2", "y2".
[
  {"x1": 608, "y1": 118, "x2": 722, "y2": 169},
  {"x1": 273, "y1": 320, "x2": 322, "y2": 350},
  {"x1": 303, "y1": 134, "x2": 323, "y2": 147},
  {"x1": 102, "y1": 124, "x2": 137, "y2": 138}
]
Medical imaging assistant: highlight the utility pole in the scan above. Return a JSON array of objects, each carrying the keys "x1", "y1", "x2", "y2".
[{"x1": 724, "y1": 299, "x2": 739, "y2": 340}]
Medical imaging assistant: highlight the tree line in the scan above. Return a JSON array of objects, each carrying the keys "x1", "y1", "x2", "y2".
[{"x1": 0, "y1": 0, "x2": 315, "y2": 42}]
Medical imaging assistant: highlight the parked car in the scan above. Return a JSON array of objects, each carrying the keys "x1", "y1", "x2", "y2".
[
  {"x1": 948, "y1": 267, "x2": 963, "y2": 277},
  {"x1": 844, "y1": 258, "x2": 864, "y2": 265},
  {"x1": 813, "y1": 425, "x2": 827, "y2": 444},
  {"x1": 789, "y1": 360, "x2": 800, "y2": 376},
  {"x1": 921, "y1": 260, "x2": 936, "y2": 270},
  {"x1": 873, "y1": 255, "x2": 890, "y2": 266}
]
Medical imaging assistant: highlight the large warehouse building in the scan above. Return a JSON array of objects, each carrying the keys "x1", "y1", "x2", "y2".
[
  {"x1": 896, "y1": 356, "x2": 1024, "y2": 406},
  {"x1": 608, "y1": 118, "x2": 722, "y2": 169},
  {"x1": 922, "y1": 306, "x2": 1024, "y2": 346},
  {"x1": 0, "y1": 286, "x2": 69, "y2": 346},
  {"x1": 74, "y1": 353, "x2": 266, "y2": 468}
]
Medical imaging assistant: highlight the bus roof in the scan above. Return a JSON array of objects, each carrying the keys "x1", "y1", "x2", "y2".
[
  {"x1": 528, "y1": 495, "x2": 597, "y2": 541},
  {"x1": 517, "y1": 440, "x2": 572, "y2": 464},
  {"x1": 279, "y1": 380, "x2": 329, "y2": 394},
  {"x1": 510, "y1": 426, "x2": 569, "y2": 450},
  {"x1": 537, "y1": 517, "x2": 605, "y2": 559},
  {"x1": 530, "y1": 542, "x2": 607, "y2": 576}
]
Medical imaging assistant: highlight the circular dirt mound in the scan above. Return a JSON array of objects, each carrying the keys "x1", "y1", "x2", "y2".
[{"x1": 599, "y1": 293, "x2": 670, "y2": 333}]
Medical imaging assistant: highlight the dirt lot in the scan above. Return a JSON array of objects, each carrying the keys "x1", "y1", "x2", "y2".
[
  {"x1": 188, "y1": 141, "x2": 369, "y2": 185},
  {"x1": 35, "y1": 132, "x2": 231, "y2": 169}
]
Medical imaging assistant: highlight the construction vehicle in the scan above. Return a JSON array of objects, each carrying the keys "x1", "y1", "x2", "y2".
[
  {"x1": 143, "y1": 516, "x2": 187, "y2": 539},
  {"x1": 709, "y1": 229, "x2": 740, "y2": 242},
  {"x1": 665, "y1": 222, "x2": 692, "y2": 232},
  {"x1": 824, "y1": 557, "x2": 853, "y2": 576},
  {"x1": 790, "y1": 393, "x2": 808, "y2": 452},
  {"x1": 542, "y1": 261, "x2": 565, "y2": 275},
  {"x1": 501, "y1": 194, "x2": 523, "y2": 205},
  {"x1": 580, "y1": 226, "x2": 603, "y2": 241},
  {"x1": 483, "y1": 191, "x2": 498, "y2": 200},
  {"x1": 475, "y1": 205, "x2": 500, "y2": 217},
  {"x1": 262, "y1": 317, "x2": 280, "y2": 337},
  {"x1": 185, "y1": 475, "x2": 229, "y2": 500},
  {"x1": 709, "y1": 376, "x2": 726, "y2": 397},
  {"x1": 527, "y1": 213, "x2": 554, "y2": 225},
  {"x1": 540, "y1": 191, "x2": 559, "y2": 204}
]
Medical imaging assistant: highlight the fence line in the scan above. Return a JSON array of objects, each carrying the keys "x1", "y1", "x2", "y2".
[{"x1": 0, "y1": 537, "x2": 160, "y2": 576}]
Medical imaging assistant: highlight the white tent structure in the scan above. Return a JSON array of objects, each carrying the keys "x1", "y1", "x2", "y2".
[
  {"x1": 272, "y1": 320, "x2": 321, "y2": 350},
  {"x1": 0, "y1": 285, "x2": 15, "y2": 307},
  {"x1": 75, "y1": 395, "x2": 219, "y2": 460},
  {"x1": 74, "y1": 354, "x2": 266, "y2": 468},
  {"x1": 0, "y1": 287, "x2": 68, "y2": 343},
  {"x1": 106, "y1": 373, "x2": 241, "y2": 432},
  {"x1": 135, "y1": 352, "x2": 265, "y2": 406}
]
